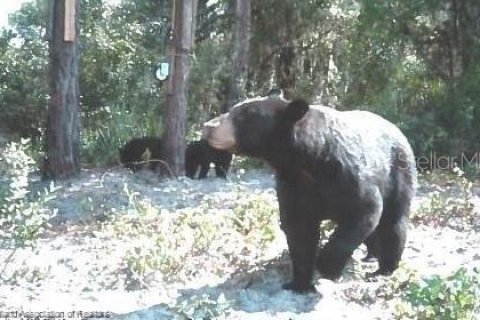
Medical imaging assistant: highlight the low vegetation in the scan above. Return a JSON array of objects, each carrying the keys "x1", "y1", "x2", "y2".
[
  {"x1": 100, "y1": 185, "x2": 280, "y2": 290},
  {"x1": 395, "y1": 267, "x2": 480, "y2": 320},
  {"x1": 0, "y1": 143, "x2": 479, "y2": 318},
  {"x1": 0, "y1": 141, "x2": 57, "y2": 279},
  {"x1": 413, "y1": 168, "x2": 477, "y2": 231}
]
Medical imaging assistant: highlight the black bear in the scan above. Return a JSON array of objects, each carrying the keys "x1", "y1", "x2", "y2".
[
  {"x1": 203, "y1": 96, "x2": 416, "y2": 293},
  {"x1": 119, "y1": 136, "x2": 165, "y2": 173},
  {"x1": 185, "y1": 139, "x2": 232, "y2": 179}
]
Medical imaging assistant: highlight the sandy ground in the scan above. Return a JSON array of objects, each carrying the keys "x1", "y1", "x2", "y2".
[{"x1": 0, "y1": 168, "x2": 479, "y2": 319}]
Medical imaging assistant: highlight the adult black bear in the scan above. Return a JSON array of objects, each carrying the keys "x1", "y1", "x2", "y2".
[
  {"x1": 185, "y1": 139, "x2": 232, "y2": 179},
  {"x1": 119, "y1": 136, "x2": 164, "y2": 173},
  {"x1": 203, "y1": 96, "x2": 416, "y2": 293}
]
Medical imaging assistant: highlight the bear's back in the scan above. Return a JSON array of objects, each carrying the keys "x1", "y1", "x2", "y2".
[
  {"x1": 302, "y1": 105, "x2": 416, "y2": 186},
  {"x1": 308, "y1": 106, "x2": 412, "y2": 158}
]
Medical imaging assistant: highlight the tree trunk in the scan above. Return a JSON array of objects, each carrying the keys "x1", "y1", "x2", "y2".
[
  {"x1": 163, "y1": 0, "x2": 198, "y2": 176},
  {"x1": 225, "y1": 0, "x2": 251, "y2": 112},
  {"x1": 276, "y1": 45, "x2": 296, "y2": 99},
  {"x1": 275, "y1": 7, "x2": 297, "y2": 100},
  {"x1": 45, "y1": 0, "x2": 80, "y2": 180}
]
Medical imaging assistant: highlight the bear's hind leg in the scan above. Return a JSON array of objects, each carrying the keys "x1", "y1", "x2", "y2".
[
  {"x1": 374, "y1": 208, "x2": 409, "y2": 276},
  {"x1": 362, "y1": 230, "x2": 380, "y2": 262},
  {"x1": 317, "y1": 190, "x2": 383, "y2": 279},
  {"x1": 370, "y1": 180, "x2": 412, "y2": 277}
]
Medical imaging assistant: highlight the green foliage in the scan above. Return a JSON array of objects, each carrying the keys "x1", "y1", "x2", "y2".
[
  {"x1": 188, "y1": 37, "x2": 232, "y2": 136},
  {"x1": 0, "y1": 12, "x2": 48, "y2": 141},
  {"x1": 396, "y1": 268, "x2": 480, "y2": 320},
  {"x1": 0, "y1": 0, "x2": 166, "y2": 163},
  {"x1": 413, "y1": 168, "x2": 475, "y2": 230},
  {"x1": 344, "y1": 264, "x2": 419, "y2": 305},
  {"x1": 230, "y1": 156, "x2": 267, "y2": 172},
  {"x1": 172, "y1": 293, "x2": 232, "y2": 320},
  {"x1": 82, "y1": 102, "x2": 162, "y2": 167},
  {"x1": 231, "y1": 192, "x2": 277, "y2": 242},
  {"x1": 79, "y1": 1, "x2": 167, "y2": 166},
  {"x1": 102, "y1": 184, "x2": 279, "y2": 290},
  {"x1": 1, "y1": 0, "x2": 480, "y2": 167},
  {"x1": 0, "y1": 140, "x2": 57, "y2": 249}
]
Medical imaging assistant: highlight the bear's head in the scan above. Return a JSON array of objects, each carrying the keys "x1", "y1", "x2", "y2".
[{"x1": 203, "y1": 97, "x2": 310, "y2": 159}]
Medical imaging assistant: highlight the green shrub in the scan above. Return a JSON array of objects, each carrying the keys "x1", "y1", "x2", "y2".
[
  {"x1": 110, "y1": 184, "x2": 280, "y2": 290},
  {"x1": 82, "y1": 103, "x2": 162, "y2": 167},
  {"x1": 232, "y1": 192, "x2": 277, "y2": 242},
  {"x1": 172, "y1": 293, "x2": 232, "y2": 320},
  {"x1": 230, "y1": 155, "x2": 268, "y2": 173},
  {"x1": 396, "y1": 268, "x2": 480, "y2": 320},
  {"x1": 413, "y1": 167, "x2": 475, "y2": 230},
  {"x1": 0, "y1": 140, "x2": 57, "y2": 249}
]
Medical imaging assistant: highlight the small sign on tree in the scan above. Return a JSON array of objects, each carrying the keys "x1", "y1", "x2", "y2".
[
  {"x1": 64, "y1": 0, "x2": 76, "y2": 42},
  {"x1": 155, "y1": 62, "x2": 170, "y2": 81}
]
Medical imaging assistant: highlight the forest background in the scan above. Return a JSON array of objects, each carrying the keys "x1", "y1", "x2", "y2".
[{"x1": 0, "y1": 0, "x2": 479, "y2": 171}]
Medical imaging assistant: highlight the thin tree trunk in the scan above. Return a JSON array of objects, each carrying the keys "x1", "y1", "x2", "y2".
[
  {"x1": 45, "y1": 0, "x2": 80, "y2": 180},
  {"x1": 225, "y1": 0, "x2": 251, "y2": 112},
  {"x1": 275, "y1": 7, "x2": 297, "y2": 100},
  {"x1": 163, "y1": 0, "x2": 198, "y2": 176},
  {"x1": 450, "y1": 0, "x2": 460, "y2": 83},
  {"x1": 276, "y1": 45, "x2": 296, "y2": 99}
]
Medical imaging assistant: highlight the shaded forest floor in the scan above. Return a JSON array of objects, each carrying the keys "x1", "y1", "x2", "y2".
[{"x1": 0, "y1": 168, "x2": 479, "y2": 319}]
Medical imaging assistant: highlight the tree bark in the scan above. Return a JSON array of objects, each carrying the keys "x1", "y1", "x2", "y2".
[
  {"x1": 45, "y1": 0, "x2": 81, "y2": 180},
  {"x1": 163, "y1": 0, "x2": 198, "y2": 176},
  {"x1": 225, "y1": 0, "x2": 251, "y2": 112},
  {"x1": 275, "y1": 6, "x2": 297, "y2": 100},
  {"x1": 276, "y1": 45, "x2": 296, "y2": 99}
]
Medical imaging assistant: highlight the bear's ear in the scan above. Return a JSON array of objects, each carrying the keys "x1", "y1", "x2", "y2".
[{"x1": 284, "y1": 99, "x2": 310, "y2": 124}]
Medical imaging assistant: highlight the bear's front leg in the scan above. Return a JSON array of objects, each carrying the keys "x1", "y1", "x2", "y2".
[
  {"x1": 281, "y1": 223, "x2": 320, "y2": 293},
  {"x1": 277, "y1": 179, "x2": 320, "y2": 293}
]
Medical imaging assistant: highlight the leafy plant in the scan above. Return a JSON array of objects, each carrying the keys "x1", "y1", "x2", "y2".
[
  {"x1": 413, "y1": 167, "x2": 475, "y2": 230},
  {"x1": 82, "y1": 102, "x2": 162, "y2": 168},
  {"x1": 0, "y1": 140, "x2": 57, "y2": 281},
  {"x1": 109, "y1": 182, "x2": 281, "y2": 290},
  {"x1": 172, "y1": 293, "x2": 232, "y2": 320},
  {"x1": 0, "y1": 140, "x2": 57, "y2": 249},
  {"x1": 395, "y1": 268, "x2": 480, "y2": 320},
  {"x1": 231, "y1": 192, "x2": 278, "y2": 244},
  {"x1": 123, "y1": 236, "x2": 180, "y2": 290}
]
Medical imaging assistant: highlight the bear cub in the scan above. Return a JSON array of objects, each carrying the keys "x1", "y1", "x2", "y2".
[
  {"x1": 185, "y1": 139, "x2": 232, "y2": 179},
  {"x1": 119, "y1": 137, "x2": 232, "y2": 179},
  {"x1": 119, "y1": 136, "x2": 164, "y2": 173}
]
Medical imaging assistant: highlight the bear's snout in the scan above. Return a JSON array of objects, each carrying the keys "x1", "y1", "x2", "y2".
[{"x1": 202, "y1": 114, "x2": 236, "y2": 151}]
